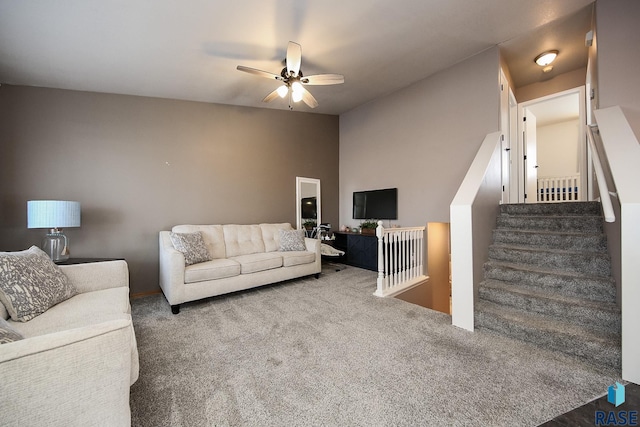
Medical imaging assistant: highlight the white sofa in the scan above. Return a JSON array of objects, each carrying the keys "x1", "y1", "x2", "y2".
[
  {"x1": 0, "y1": 260, "x2": 139, "y2": 427},
  {"x1": 159, "y1": 223, "x2": 321, "y2": 314}
]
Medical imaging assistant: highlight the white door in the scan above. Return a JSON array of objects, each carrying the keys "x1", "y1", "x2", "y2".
[{"x1": 524, "y1": 108, "x2": 538, "y2": 203}]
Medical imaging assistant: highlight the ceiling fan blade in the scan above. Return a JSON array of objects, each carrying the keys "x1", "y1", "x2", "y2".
[
  {"x1": 300, "y1": 87, "x2": 318, "y2": 109},
  {"x1": 236, "y1": 65, "x2": 282, "y2": 81},
  {"x1": 286, "y1": 41, "x2": 302, "y2": 77},
  {"x1": 301, "y1": 74, "x2": 345, "y2": 85},
  {"x1": 262, "y1": 88, "x2": 281, "y2": 103}
]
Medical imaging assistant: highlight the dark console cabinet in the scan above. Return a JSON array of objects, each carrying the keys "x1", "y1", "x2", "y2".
[{"x1": 333, "y1": 231, "x2": 378, "y2": 271}]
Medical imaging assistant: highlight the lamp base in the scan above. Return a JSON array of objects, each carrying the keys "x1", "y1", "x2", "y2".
[{"x1": 42, "y1": 228, "x2": 70, "y2": 262}]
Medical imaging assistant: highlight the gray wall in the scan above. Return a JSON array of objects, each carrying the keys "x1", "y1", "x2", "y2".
[
  {"x1": 0, "y1": 85, "x2": 339, "y2": 294},
  {"x1": 596, "y1": 0, "x2": 640, "y2": 139},
  {"x1": 339, "y1": 47, "x2": 500, "y2": 228},
  {"x1": 514, "y1": 68, "x2": 586, "y2": 103}
]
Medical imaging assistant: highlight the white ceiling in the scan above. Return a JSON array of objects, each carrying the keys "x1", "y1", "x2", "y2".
[{"x1": 0, "y1": 0, "x2": 594, "y2": 115}]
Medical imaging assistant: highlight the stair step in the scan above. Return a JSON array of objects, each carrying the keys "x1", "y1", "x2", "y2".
[
  {"x1": 488, "y1": 244, "x2": 611, "y2": 277},
  {"x1": 492, "y1": 229, "x2": 607, "y2": 251},
  {"x1": 496, "y1": 215, "x2": 604, "y2": 233},
  {"x1": 483, "y1": 261, "x2": 617, "y2": 303},
  {"x1": 475, "y1": 299, "x2": 621, "y2": 370},
  {"x1": 478, "y1": 279, "x2": 620, "y2": 335},
  {"x1": 500, "y1": 202, "x2": 602, "y2": 216}
]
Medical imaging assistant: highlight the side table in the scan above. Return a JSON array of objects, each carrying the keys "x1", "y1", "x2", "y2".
[{"x1": 55, "y1": 257, "x2": 124, "y2": 265}]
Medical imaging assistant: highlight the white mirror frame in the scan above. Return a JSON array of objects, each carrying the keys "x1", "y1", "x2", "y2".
[{"x1": 296, "y1": 176, "x2": 321, "y2": 234}]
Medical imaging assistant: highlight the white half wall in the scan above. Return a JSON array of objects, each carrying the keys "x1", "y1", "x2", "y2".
[
  {"x1": 450, "y1": 132, "x2": 502, "y2": 331},
  {"x1": 595, "y1": 106, "x2": 640, "y2": 385}
]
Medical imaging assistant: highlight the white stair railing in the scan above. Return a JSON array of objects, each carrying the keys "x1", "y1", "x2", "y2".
[
  {"x1": 587, "y1": 125, "x2": 615, "y2": 222},
  {"x1": 374, "y1": 221, "x2": 427, "y2": 297},
  {"x1": 537, "y1": 175, "x2": 580, "y2": 202}
]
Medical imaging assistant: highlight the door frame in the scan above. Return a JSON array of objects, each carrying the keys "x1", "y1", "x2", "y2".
[
  {"x1": 499, "y1": 68, "x2": 511, "y2": 204},
  {"x1": 508, "y1": 89, "x2": 518, "y2": 202},
  {"x1": 515, "y1": 86, "x2": 587, "y2": 203}
]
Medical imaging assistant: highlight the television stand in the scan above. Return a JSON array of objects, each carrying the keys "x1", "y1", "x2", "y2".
[{"x1": 333, "y1": 231, "x2": 378, "y2": 271}]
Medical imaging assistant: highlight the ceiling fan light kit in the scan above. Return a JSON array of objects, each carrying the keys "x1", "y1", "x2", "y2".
[
  {"x1": 276, "y1": 85, "x2": 288, "y2": 98},
  {"x1": 237, "y1": 41, "x2": 344, "y2": 110}
]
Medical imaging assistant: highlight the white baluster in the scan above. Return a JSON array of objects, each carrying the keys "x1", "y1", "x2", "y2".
[{"x1": 376, "y1": 221, "x2": 384, "y2": 296}]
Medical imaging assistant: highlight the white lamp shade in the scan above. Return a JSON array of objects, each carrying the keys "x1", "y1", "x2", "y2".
[{"x1": 27, "y1": 200, "x2": 81, "y2": 229}]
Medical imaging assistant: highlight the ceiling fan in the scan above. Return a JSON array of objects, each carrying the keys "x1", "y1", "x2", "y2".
[{"x1": 237, "y1": 41, "x2": 344, "y2": 110}]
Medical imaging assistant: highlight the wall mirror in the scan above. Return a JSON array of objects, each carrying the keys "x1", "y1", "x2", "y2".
[{"x1": 296, "y1": 177, "x2": 321, "y2": 235}]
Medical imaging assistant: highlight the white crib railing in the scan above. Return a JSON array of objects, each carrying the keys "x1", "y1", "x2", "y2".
[
  {"x1": 374, "y1": 221, "x2": 427, "y2": 297},
  {"x1": 537, "y1": 174, "x2": 580, "y2": 202}
]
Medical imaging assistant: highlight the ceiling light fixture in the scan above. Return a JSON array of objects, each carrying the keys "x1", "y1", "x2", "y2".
[
  {"x1": 276, "y1": 85, "x2": 288, "y2": 98},
  {"x1": 534, "y1": 50, "x2": 559, "y2": 67},
  {"x1": 291, "y1": 81, "x2": 304, "y2": 103}
]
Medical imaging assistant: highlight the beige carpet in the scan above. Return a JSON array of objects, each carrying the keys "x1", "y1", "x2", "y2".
[{"x1": 129, "y1": 265, "x2": 618, "y2": 426}]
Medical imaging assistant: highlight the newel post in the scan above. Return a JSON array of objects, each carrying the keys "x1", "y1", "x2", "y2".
[{"x1": 375, "y1": 220, "x2": 385, "y2": 296}]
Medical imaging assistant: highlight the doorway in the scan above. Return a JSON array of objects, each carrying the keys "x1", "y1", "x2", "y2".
[{"x1": 516, "y1": 87, "x2": 586, "y2": 203}]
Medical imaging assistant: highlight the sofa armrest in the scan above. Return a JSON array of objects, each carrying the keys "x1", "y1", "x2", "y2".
[
  {"x1": 0, "y1": 318, "x2": 135, "y2": 426},
  {"x1": 305, "y1": 237, "x2": 322, "y2": 273},
  {"x1": 59, "y1": 260, "x2": 129, "y2": 294},
  {"x1": 304, "y1": 237, "x2": 320, "y2": 254},
  {"x1": 159, "y1": 231, "x2": 186, "y2": 305}
]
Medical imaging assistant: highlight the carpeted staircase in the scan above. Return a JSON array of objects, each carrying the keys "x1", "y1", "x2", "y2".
[{"x1": 475, "y1": 202, "x2": 621, "y2": 371}]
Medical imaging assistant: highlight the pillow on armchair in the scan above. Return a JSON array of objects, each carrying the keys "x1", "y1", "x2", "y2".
[{"x1": 0, "y1": 246, "x2": 78, "y2": 322}]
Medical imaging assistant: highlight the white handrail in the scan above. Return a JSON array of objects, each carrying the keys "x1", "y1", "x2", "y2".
[{"x1": 587, "y1": 125, "x2": 615, "y2": 223}]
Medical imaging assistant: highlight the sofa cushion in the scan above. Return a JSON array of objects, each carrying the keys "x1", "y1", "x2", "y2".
[
  {"x1": 0, "y1": 246, "x2": 78, "y2": 322},
  {"x1": 169, "y1": 231, "x2": 212, "y2": 265},
  {"x1": 260, "y1": 223, "x2": 294, "y2": 252},
  {"x1": 184, "y1": 259, "x2": 241, "y2": 284},
  {"x1": 280, "y1": 251, "x2": 316, "y2": 267},
  {"x1": 223, "y1": 225, "x2": 265, "y2": 257},
  {"x1": 229, "y1": 253, "x2": 283, "y2": 274},
  {"x1": 9, "y1": 286, "x2": 131, "y2": 338},
  {"x1": 0, "y1": 317, "x2": 24, "y2": 344},
  {"x1": 278, "y1": 229, "x2": 307, "y2": 251},
  {"x1": 172, "y1": 225, "x2": 226, "y2": 259}
]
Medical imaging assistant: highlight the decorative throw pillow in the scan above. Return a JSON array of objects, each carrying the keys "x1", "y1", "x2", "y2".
[
  {"x1": 279, "y1": 229, "x2": 307, "y2": 252},
  {"x1": 0, "y1": 317, "x2": 24, "y2": 344},
  {"x1": 0, "y1": 246, "x2": 78, "y2": 322},
  {"x1": 169, "y1": 231, "x2": 212, "y2": 265}
]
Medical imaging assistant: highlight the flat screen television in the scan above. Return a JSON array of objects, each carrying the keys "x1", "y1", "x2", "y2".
[
  {"x1": 352, "y1": 188, "x2": 398, "y2": 220},
  {"x1": 301, "y1": 197, "x2": 317, "y2": 219}
]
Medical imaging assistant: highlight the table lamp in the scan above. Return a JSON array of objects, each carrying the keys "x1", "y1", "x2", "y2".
[{"x1": 27, "y1": 200, "x2": 81, "y2": 262}]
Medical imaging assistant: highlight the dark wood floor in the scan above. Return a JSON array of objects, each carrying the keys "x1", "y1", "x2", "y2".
[{"x1": 541, "y1": 382, "x2": 639, "y2": 426}]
